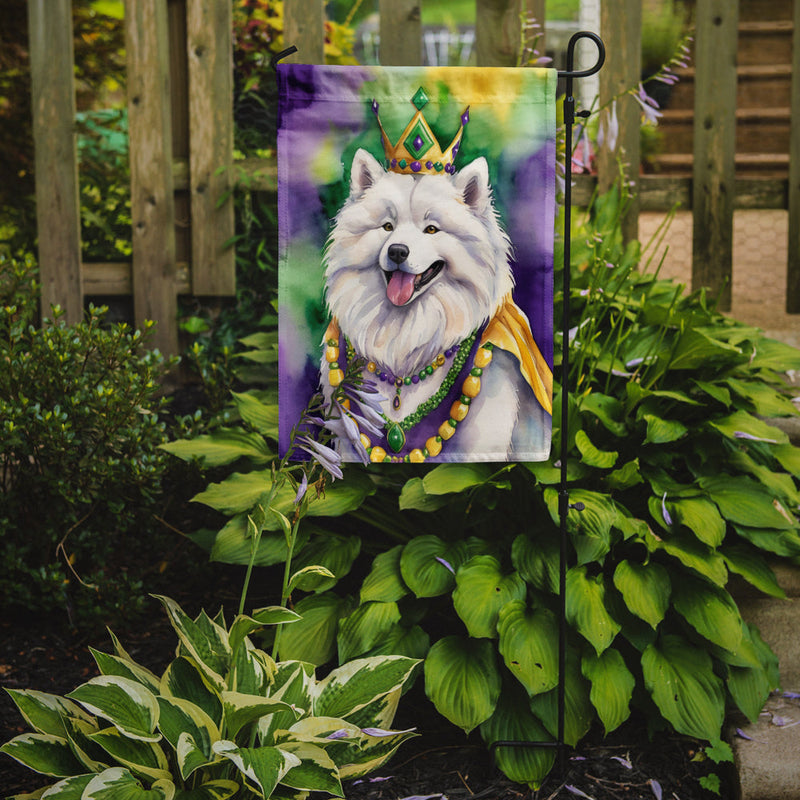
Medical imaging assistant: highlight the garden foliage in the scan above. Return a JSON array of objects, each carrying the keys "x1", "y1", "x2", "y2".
[
  {"x1": 0, "y1": 253, "x2": 173, "y2": 621},
  {"x1": 1, "y1": 596, "x2": 419, "y2": 799},
  {"x1": 165, "y1": 184, "x2": 800, "y2": 789}
]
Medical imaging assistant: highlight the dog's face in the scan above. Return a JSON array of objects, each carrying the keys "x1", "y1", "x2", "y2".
[{"x1": 324, "y1": 149, "x2": 514, "y2": 374}]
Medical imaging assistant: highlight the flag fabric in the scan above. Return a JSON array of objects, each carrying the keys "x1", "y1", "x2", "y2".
[{"x1": 278, "y1": 65, "x2": 556, "y2": 463}]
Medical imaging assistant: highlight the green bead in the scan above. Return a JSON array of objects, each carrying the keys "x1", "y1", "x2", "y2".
[
  {"x1": 425, "y1": 365, "x2": 434, "y2": 375},
  {"x1": 448, "y1": 418, "x2": 458, "y2": 428},
  {"x1": 386, "y1": 423, "x2": 406, "y2": 453},
  {"x1": 483, "y1": 342, "x2": 494, "y2": 351},
  {"x1": 327, "y1": 338, "x2": 337, "y2": 346},
  {"x1": 419, "y1": 370, "x2": 427, "y2": 380},
  {"x1": 404, "y1": 377, "x2": 412, "y2": 385},
  {"x1": 422, "y1": 448, "x2": 429, "y2": 457},
  {"x1": 329, "y1": 361, "x2": 340, "y2": 370},
  {"x1": 470, "y1": 367, "x2": 483, "y2": 377},
  {"x1": 460, "y1": 395, "x2": 472, "y2": 405}
]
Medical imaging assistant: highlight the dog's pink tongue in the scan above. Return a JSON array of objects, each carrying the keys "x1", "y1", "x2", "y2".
[{"x1": 386, "y1": 270, "x2": 416, "y2": 306}]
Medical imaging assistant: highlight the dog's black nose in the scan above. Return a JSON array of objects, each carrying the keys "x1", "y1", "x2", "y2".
[{"x1": 387, "y1": 243, "x2": 409, "y2": 265}]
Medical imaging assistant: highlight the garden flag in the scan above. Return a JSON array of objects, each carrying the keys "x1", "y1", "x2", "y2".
[{"x1": 278, "y1": 65, "x2": 556, "y2": 463}]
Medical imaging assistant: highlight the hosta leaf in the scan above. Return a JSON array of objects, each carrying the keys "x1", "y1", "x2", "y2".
[
  {"x1": 191, "y1": 470, "x2": 273, "y2": 514},
  {"x1": 88, "y1": 727, "x2": 170, "y2": 782},
  {"x1": 82, "y1": 767, "x2": 174, "y2": 799},
  {"x1": 156, "y1": 696, "x2": 219, "y2": 769},
  {"x1": 360, "y1": 545, "x2": 409, "y2": 603},
  {"x1": 337, "y1": 601, "x2": 402, "y2": 663},
  {"x1": 229, "y1": 609, "x2": 299, "y2": 657},
  {"x1": 651, "y1": 529, "x2": 728, "y2": 586},
  {"x1": 606, "y1": 459, "x2": 644, "y2": 491},
  {"x1": 748, "y1": 337, "x2": 800, "y2": 371},
  {"x1": 641, "y1": 634, "x2": 725, "y2": 741},
  {"x1": 544, "y1": 488, "x2": 617, "y2": 539},
  {"x1": 212, "y1": 741, "x2": 299, "y2": 797},
  {"x1": 580, "y1": 392, "x2": 627, "y2": 436},
  {"x1": 4, "y1": 690, "x2": 93, "y2": 737},
  {"x1": 727, "y1": 663, "x2": 772, "y2": 723},
  {"x1": 221, "y1": 692, "x2": 297, "y2": 740},
  {"x1": 421, "y1": 463, "x2": 494, "y2": 494},
  {"x1": 575, "y1": 429, "x2": 618, "y2": 468},
  {"x1": 209, "y1": 516, "x2": 297, "y2": 567},
  {"x1": 566, "y1": 566, "x2": 621, "y2": 655},
  {"x1": 291, "y1": 535, "x2": 361, "y2": 592},
  {"x1": 721, "y1": 543, "x2": 786, "y2": 598},
  {"x1": 67, "y1": 677, "x2": 160, "y2": 742},
  {"x1": 668, "y1": 497, "x2": 726, "y2": 547},
  {"x1": 772, "y1": 443, "x2": 800, "y2": 477},
  {"x1": 0, "y1": 733, "x2": 85, "y2": 777},
  {"x1": 612, "y1": 560, "x2": 670, "y2": 629},
  {"x1": 528, "y1": 649, "x2": 593, "y2": 746},
  {"x1": 231, "y1": 391, "x2": 279, "y2": 436},
  {"x1": 258, "y1": 662, "x2": 315, "y2": 745},
  {"x1": 172, "y1": 780, "x2": 239, "y2": 800},
  {"x1": 497, "y1": 601, "x2": 559, "y2": 696},
  {"x1": 176, "y1": 732, "x2": 215, "y2": 782},
  {"x1": 668, "y1": 328, "x2": 743, "y2": 370},
  {"x1": 399, "y1": 536, "x2": 469, "y2": 598},
  {"x1": 693, "y1": 379, "x2": 731, "y2": 407},
  {"x1": 424, "y1": 636, "x2": 501, "y2": 733},
  {"x1": 276, "y1": 741, "x2": 343, "y2": 796},
  {"x1": 160, "y1": 658, "x2": 222, "y2": 727},
  {"x1": 159, "y1": 428, "x2": 272, "y2": 467},
  {"x1": 398, "y1": 477, "x2": 451, "y2": 511},
  {"x1": 39, "y1": 774, "x2": 94, "y2": 798},
  {"x1": 362, "y1": 624, "x2": 430, "y2": 660},
  {"x1": 733, "y1": 524, "x2": 800, "y2": 558},
  {"x1": 277, "y1": 592, "x2": 351, "y2": 665},
  {"x1": 672, "y1": 574, "x2": 743, "y2": 652},
  {"x1": 480, "y1": 681, "x2": 555, "y2": 789},
  {"x1": 643, "y1": 414, "x2": 688, "y2": 445},
  {"x1": 725, "y1": 378, "x2": 799, "y2": 417},
  {"x1": 511, "y1": 533, "x2": 559, "y2": 593},
  {"x1": 314, "y1": 656, "x2": 420, "y2": 721},
  {"x1": 708, "y1": 410, "x2": 788, "y2": 445},
  {"x1": 452, "y1": 556, "x2": 526, "y2": 639},
  {"x1": 700, "y1": 475, "x2": 796, "y2": 529},
  {"x1": 581, "y1": 649, "x2": 635, "y2": 734},
  {"x1": 89, "y1": 650, "x2": 161, "y2": 694}
]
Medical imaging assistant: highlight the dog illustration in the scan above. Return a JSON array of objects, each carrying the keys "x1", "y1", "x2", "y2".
[{"x1": 320, "y1": 144, "x2": 552, "y2": 464}]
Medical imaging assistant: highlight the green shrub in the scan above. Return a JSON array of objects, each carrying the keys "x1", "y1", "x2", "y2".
[
  {"x1": 1, "y1": 595, "x2": 419, "y2": 798},
  {"x1": 0, "y1": 253, "x2": 175, "y2": 623}
]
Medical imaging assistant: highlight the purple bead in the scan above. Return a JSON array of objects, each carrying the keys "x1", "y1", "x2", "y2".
[
  {"x1": 413, "y1": 135, "x2": 424, "y2": 151},
  {"x1": 391, "y1": 159, "x2": 397, "y2": 168},
  {"x1": 426, "y1": 160, "x2": 434, "y2": 170},
  {"x1": 444, "y1": 163, "x2": 453, "y2": 174},
  {"x1": 372, "y1": 99, "x2": 379, "y2": 115},
  {"x1": 445, "y1": 348, "x2": 453, "y2": 358},
  {"x1": 453, "y1": 142, "x2": 460, "y2": 154},
  {"x1": 410, "y1": 161, "x2": 421, "y2": 172},
  {"x1": 379, "y1": 371, "x2": 387, "y2": 381},
  {"x1": 461, "y1": 108, "x2": 470, "y2": 125},
  {"x1": 411, "y1": 374, "x2": 420, "y2": 384}
]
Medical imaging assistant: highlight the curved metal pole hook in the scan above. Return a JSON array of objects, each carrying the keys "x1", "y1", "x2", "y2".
[{"x1": 558, "y1": 31, "x2": 606, "y2": 81}]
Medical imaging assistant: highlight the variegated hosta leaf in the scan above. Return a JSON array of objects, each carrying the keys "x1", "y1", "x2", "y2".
[
  {"x1": 337, "y1": 601, "x2": 401, "y2": 663},
  {"x1": 90, "y1": 649, "x2": 161, "y2": 694},
  {"x1": 61, "y1": 716, "x2": 106, "y2": 773},
  {"x1": 228, "y1": 610, "x2": 299, "y2": 658},
  {"x1": 4, "y1": 689, "x2": 94, "y2": 737},
  {"x1": 496, "y1": 601, "x2": 559, "y2": 696},
  {"x1": 612, "y1": 560, "x2": 671, "y2": 629},
  {"x1": 275, "y1": 741, "x2": 344, "y2": 796},
  {"x1": 641, "y1": 634, "x2": 725, "y2": 741},
  {"x1": 313, "y1": 656, "x2": 420, "y2": 721},
  {"x1": 565, "y1": 566, "x2": 621, "y2": 655},
  {"x1": 156, "y1": 696, "x2": 219, "y2": 777},
  {"x1": 81, "y1": 767, "x2": 175, "y2": 799},
  {"x1": 171, "y1": 779, "x2": 239, "y2": 800},
  {"x1": 39, "y1": 773, "x2": 94, "y2": 798},
  {"x1": 154, "y1": 596, "x2": 231, "y2": 690},
  {"x1": 160, "y1": 657, "x2": 222, "y2": 727},
  {"x1": 258, "y1": 662, "x2": 315, "y2": 745},
  {"x1": 480, "y1": 681, "x2": 555, "y2": 790},
  {"x1": 581, "y1": 649, "x2": 635, "y2": 735},
  {"x1": 424, "y1": 636, "x2": 501, "y2": 734},
  {"x1": 221, "y1": 691, "x2": 299, "y2": 740},
  {"x1": 452, "y1": 556, "x2": 526, "y2": 639},
  {"x1": 212, "y1": 741, "x2": 300, "y2": 798},
  {"x1": 0, "y1": 733, "x2": 85, "y2": 777},
  {"x1": 66, "y1": 676, "x2": 160, "y2": 742},
  {"x1": 335, "y1": 726, "x2": 418, "y2": 781},
  {"x1": 360, "y1": 545, "x2": 409, "y2": 603},
  {"x1": 231, "y1": 641, "x2": 276, "y2": 696},
  {"x1": 88, "y1": 727, "x2": 171, "y2": 782},
  {"x1": 671, "y1": 574, "x2": 743, "y2": 653}
]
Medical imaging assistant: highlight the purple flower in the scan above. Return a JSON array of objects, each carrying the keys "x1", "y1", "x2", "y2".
[
  {"x1": 296, "y1": 435, "x2": 343, "y2": 480},
  {"x1": 661, "y1": 492, "x2": 673, "y2": 526},
  {"x1": 735, "y1": 727, "x2": 755, "y2": 741},
  {"x1": 734, "y1": 431, "x2": 779, "y2": 444},
  {"x1": 597, "y1": 100, "x2": 619, "y2": 153},
  {"x1": 435, "y1": 556, "x2": 455, "y2": 574},
  {"x1": 362, "y1": 726, "x2": 416, "y2": 737},
  {"x1": 293, "y1": 472, "x2": 308, "y2": 505},
  {"x1": 611, "y1": 755, "x2": 632, "y2": 769},
  {"x1": 783, "y1": 691, "x2": 800, "y2": 699},
  {"x1": 633, "y1": 83, "x2": 662, "y2": 125},
  {"x1": 326, "y1": 729, "x2": 351, "y2": 740},
  {"x1": 649, "y1": 779, "x2": 663, "y2": 800},
  {"x1": 565, "y1": 786, "x2": 595, "y2": 799}
]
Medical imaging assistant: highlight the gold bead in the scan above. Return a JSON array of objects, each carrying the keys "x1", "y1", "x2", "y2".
[
  {"x1": 462, "y1": 375, "x2": 481, "y2": 397},
  {"x1": 367, "y1": 361, "x2": 377, "y2": 373},
  {"x1": 439, "y1": 420, "x2": 456, "y2": 440},
  {"x1": 474, "y1": 347, "x2": 493, "y2": 368},
  {"x1": 325, "y1": 345, "x2": 339, "y2": 363},
  {"x1": 435, "y1": 353, "x2": 446, "y2": 366},
  {"x1": 370, "y1": 446, "x2": 386, "y2": 463},
  {"x1": 409, "y1": 448, "x2": 425, "y2": 463},
  {"x1": 450, "y1": 401, "x2": 470, "y2": 422},
  {"x1": 328, "y1": 369, "x2": 344, "y2": 387},
  {"x1": 360, "y1": 433, "x2": 371, "y2": 449},
  {"x1": 426, "y1": 436, "x2": 443, "y2": 457}
]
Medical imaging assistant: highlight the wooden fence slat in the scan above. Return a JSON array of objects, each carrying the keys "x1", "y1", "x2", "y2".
[
  {"x1": 475, "y1": 0, "x2": 534, "y2": 67},
  {"x1": 125, "y1": 0, "x2": 178, "y2": 356},
  {"x1": 28, "y1": 0, "x2": 83, "y2": 324},
  {"x1": 187, "y1": 0, "x2": 235, "y2": 295},
  {"x1": 379, "y1": 0, "x2": 422, "y2": 65},
  {"x1": 598, "y1": 0, "x2": 641, "y2": 244},
  {"x1": 691, "y1": 0, "x2": 739, "y2": 312},
  {"x1": 787, "y1": 0, "x2": 800, "y2": 313},
  {"x1": 285, "y1": 0, "x2": 325, "y2": 64}
]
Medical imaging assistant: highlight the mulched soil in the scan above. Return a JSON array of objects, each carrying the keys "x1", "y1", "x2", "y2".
[{"x1": 0, "y1": 583, "x2": 732, "y2": 800}]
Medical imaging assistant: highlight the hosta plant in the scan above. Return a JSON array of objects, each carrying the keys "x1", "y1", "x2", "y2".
[{"x1": 0, "y1": 595, "x2": 419, "y2": 799}]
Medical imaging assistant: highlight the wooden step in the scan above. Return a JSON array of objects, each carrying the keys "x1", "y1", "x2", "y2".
[
  {"x1": 649, "y1": 152, "x2": 789, "y2": 178},
  {"x1": 737, "y1": 20, "x2": 794, "y2": 66},
  {"x1": 738, "y1": 0, "x2": 794, "y2": 22}
]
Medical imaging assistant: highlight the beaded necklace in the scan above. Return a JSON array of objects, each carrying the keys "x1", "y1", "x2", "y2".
[{"x1": 324, "y1": 324, "x2": 495, "y2": 463}]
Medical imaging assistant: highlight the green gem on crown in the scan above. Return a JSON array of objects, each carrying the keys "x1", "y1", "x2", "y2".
[{"x1": 411, "y1": 86, "x2": 429, "y2": 110}]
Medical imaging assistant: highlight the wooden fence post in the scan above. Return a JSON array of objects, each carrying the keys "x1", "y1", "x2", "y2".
[
  {"x1": 475, "y1": 0, "x2": 540, "y2": 67},
  {"x1": 787, "y1": 0, "x2": 800, "y2": 313},
  {"x1": 379, "y1": 0, "x2": 422, "y2": 66},
  {"x1": 28, "y1": 0, "x2": 83, "y2": 324},
  {"x1": 597, "y1": 0, "x2": 641, "y2": 244},
  {"x1": 126, "y1": 0, "x2": 178, "y2": 355},
  {"x1": 692, "y1": 0, "x2": 738, "y2": 311},
  {"x1": 284, "y1": 0, "x2": 325, "y2": 64},
  {"x1": 187, "y1": 0, "x2": 235, "y2": 295}
]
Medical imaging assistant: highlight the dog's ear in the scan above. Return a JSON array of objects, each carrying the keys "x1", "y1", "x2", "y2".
[
  {"x1": 349, "y1": 148, "x2": 384, "y2": 196},
  {"x1": 454, "y1": 157, "x2": 491, "y2": 212}
]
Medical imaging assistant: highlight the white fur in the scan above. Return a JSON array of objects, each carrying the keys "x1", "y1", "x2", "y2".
[{"x1": 322, "y1": 149, "x2": 549, "y2": 461}]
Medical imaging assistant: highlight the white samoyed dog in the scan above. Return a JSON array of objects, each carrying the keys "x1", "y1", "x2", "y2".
[{"x1": 322, "y1": 148, "x2": 550, "y2": 462}]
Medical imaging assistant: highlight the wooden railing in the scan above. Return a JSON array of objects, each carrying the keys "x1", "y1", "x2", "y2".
[{"x1": 26, "y1": 0, "x2": 800, "y2": 355}]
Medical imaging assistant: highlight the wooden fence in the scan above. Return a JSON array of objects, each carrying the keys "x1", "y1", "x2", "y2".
[{"x1": 27, "y1": 0, "x2": 800, "y2": 355}]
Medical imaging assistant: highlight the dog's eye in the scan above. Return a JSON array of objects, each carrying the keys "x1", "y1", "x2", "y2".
[
  {"x1": 424, "y1": 224, "x2": 439, "y2": 234},
  {"x1": 382, "y1": 222, "x2": 394, "y2": 231}
]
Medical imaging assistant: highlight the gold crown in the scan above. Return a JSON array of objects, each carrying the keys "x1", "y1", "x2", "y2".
[{"x1": 372, "y1": 87, "x2": 469, "y2": 176}]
